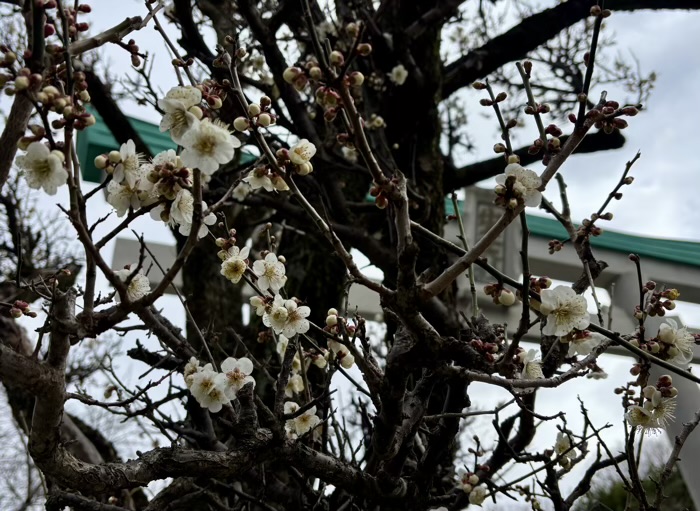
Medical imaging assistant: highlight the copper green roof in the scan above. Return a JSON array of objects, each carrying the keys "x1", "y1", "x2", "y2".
[
  {"x1": 526, "y1": 214, "x2": 700, "y2": 268},
  {"x1": 79, "y1": 112, "x2": 700, "y2": 268}
]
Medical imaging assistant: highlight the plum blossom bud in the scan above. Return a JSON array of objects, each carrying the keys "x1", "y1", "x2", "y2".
[
  {"x1": 248, "y1": 103, "x2": 261, "y2": 116},
  {"x1": 79, "y1": 90, "x2": 91, "y2": 102},
  {"x1": 108, "y1": 150, "x2": 122, "y2": 163},
  {"x1": 10, "y1": 307, "x2": 22, "y2": 318},
  {"x1": 493, "y1": 143, "x2": 506, "y2": 153},
  {"x1": 590, "y1": 5, "x2": 602, "y2": 16},
  {"x1": 233, "y1": 117, "x2": 249, "y2": 132},
  {"x1": 283, "y1": 67, "x2": 302, "y2": 84},
  {"x1": 326, "y1": 314, "x2": 338, "y2": 327},
  {"x1": 349, "y1": 71, "x2": 364, "y2": 86},
  {"x1": 497, "y1": 289, "x2": 516, "y2": 306},
  {"x1": 329, "y1": 51, "x2": 344, "y2": 66},
  {"x1": 624, "y1": 176, "x2": 634, "y2": 185},
  {"x1": 14, "y1": 76, "x2": 29, "y2": 91},
  {"x1": 94, "y1": 155, "x2": 107, "y2": 169},
  {"x1": 472, "y1": 81, "x2": 486, "y2": 90},
  {"x1": 345, "y1": 22, "x2": 359, "y2": 37},
  {"x1": 257, "y1": 113, "x2": 272, "y2": 127},
  {"x1": 309, "y1": 66, "x2": 323, "y2": 80},
  {"x1": 327, "y1": 308, "x2": 338, "y2": 316},
  {"x1": 356, "y1": 43, "x2": 372, "y2": 56}
]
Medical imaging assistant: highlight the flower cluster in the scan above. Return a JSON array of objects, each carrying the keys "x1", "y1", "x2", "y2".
[
  {"x1": 456, "y1": 469, "x2": 488, "y2": 506},
  {"x1": 494, "y1": 163, "x2": 542, "y2": 209},
  {"x1": 631, "y1": 318, "x2": 695, "y2": 366},
  {"x1": 242, "y1": 138, "x2": 317, "y2": 193},
  {"x1": 325, "y1": 308, "x2": 356, "y2": 369},
  {"x1": 184, "y1": 356, "x2": 255, "y2": 413},
  {"x1": 625, "y1": 375, "x2": 677, "y2": 432},
  {"x1": 159, "y1": 85, "x2": 241, "y2": 175},
  {"x1": 233, "y1": 95, "x2": 278, "y2": 132}
]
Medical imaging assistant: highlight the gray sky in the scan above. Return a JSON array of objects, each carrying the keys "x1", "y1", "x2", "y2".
[{"x1": 6, "y1": 2, "x2": 700, "y2": 507}]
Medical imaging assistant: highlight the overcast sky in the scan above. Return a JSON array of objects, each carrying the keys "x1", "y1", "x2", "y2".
[{"x1": 5, "y1": 2, "x2": 700, "y2": 507}]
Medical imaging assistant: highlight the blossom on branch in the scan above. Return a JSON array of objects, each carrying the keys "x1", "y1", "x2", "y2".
[
  {"x1": 114, "y1": 264, "x2": 151, "y2": 302},
  {"x1": 112, "y1": 139, "x2": 144, "y2": 186},
  {"x1": 658, "y1": 319, "x2": 694, "y2": 365},
  {"x1": 159, "y1": 85, "x2": 203, "y2": 144},
  {"x1": 518, "y1": 349, "x2": 544, "y2": 380},
  {"x1": 284, "y1": 401, "x2": 321, "y2": 439},
  {"x1": 180, "y1": 119, "x2": 240, "y2": 175},
  {"x1": 288, "y1": 139, "x2": 316, "y2": 165},
  {"x1": 389, "y1": 64, "x2": 408, "y2": 86},
  {"x1": 220, "y1": 245, "x2": 250, "y2": 283},
  {"x1": 16, "y1": 142, "x2": 68, "y2": 195},
  {"x1": 189, "y1": 364, "x2": 229, "y2": 413},
  {"x1": 253, "y1": 253, "x2": 287, "y2": 292},
  {"x1": 539, "y1": 286, "x2": 589, "y2": 337},
  {"x1": 494, "y1": 163, "x2": 542, "y2": 208},
  {"x1": 220, "y1": 357, "x2": 255, "y2": 398}
]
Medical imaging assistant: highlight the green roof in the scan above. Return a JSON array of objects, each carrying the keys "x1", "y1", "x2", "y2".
[
  {"x1": 78, "y1": 112, "x2": 699, "y2": 268},
  {"x1": 526, "y1": 214, "x2": 700, "y2": 268}
]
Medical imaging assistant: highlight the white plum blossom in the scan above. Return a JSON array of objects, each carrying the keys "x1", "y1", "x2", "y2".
[
  {"x1": 284, "y1": 401, "x2": 321, "y2": 439},
  {"x1": 456, "y1": 468, "x2": 480, "y2": 494},
  {"x1": 539, "y1": 286, "x2": 590, "y2": 337},
  {"x1": 107, "y1": 170, "x2": 151, "y2": 216},
  {"x1": 658, "y1": 319, "x2": 694, "y2": 365},
  {"x1": 263, "y1": 296, "x2": 310, "y2": 338},
  {"x1": 114, "y1": 264, "x2": 151, "y2": 302},
  {"x1": 250, "y1": 295, "x2": 267, "y2": 316},
  {"x1": 495, "y1": 163, "x2": 542, "y2": 207},
  {"x1": 288, "y1": 139, "x2": 317, "y2": 165},
  {"x1": 626, "y1": 396, "x2": 676, "y2": 432},
  {"x1": 285, "y1": 373, "x2": 305, "y2": 397},
  {"x1": 565, "y1": 331, "x2": 605, "y2": 357},
  {"x1": 112, "y1": 140, "x2": 144, "y2": 186},
  {"x1": 220, "y1": 357, "x2": 255, "y2": 398},
  {"x1": 518, "y1": 349, "x2": 544, "y2": 379},
  {"x1": 189, "y1": 365, "x2": 229, "y2": 413},
  {"x1": 178, "y1": 202, "x2": 217, "y2": 239},
  {"x1": 469, "y1": 486, "x2": 488, "y2": 506},
  {"x1": 170, "y1": 188, "x2": 194, "y2": 225},
  {"x1": 554, "y1": 432, "x2": 576, "y2": 468},
  {"x1": 243, "y1": 168, "x2": 275, "y2": 192},
  {"x1": 220, "y1": 246, "x2": 250, "y2": 283},
  {"x1": 328, "y1": 340, "x2": 355, "y2": 369},
  {"x1": 159, "y1": 86, "x2": 202, "y2": 144},
  {"x1": 232, "y1": 181, "x2": 253, "y2": 201},
  {"x1": 281, "y1": 299, "x2": 311, "y2": 337},
  {"x1": 16, "y1": 142, "x2": 68, "y2": 195},
  {"x1": 389, "y1": 64, "x2": 408, "y2": 86},
  {"x1": 183, "y1": 357, "x2": 201, "y2": 387},
  {"x1": 180, "y1": 119, "x2": 240, "y2": 175},
  {"x1": 253, "y1": 253, "x2": 287, "y2": 292}
]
